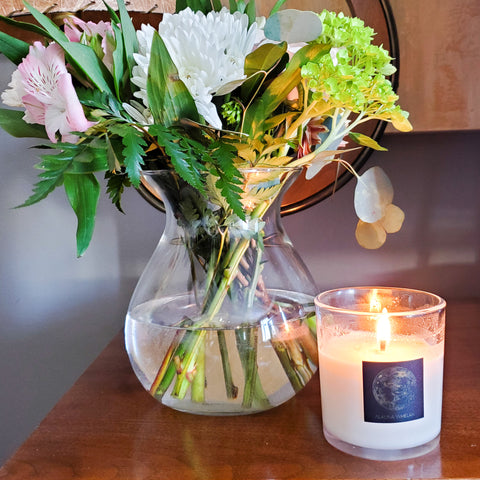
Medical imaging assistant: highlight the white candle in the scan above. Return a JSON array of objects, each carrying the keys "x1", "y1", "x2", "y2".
[{"x1": 319, "y1": 331, "x2": 444, "y2": 450}]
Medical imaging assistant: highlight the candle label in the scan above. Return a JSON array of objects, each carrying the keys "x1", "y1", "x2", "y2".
[{"x1": 362, "y1": 358, "x2": 424, "y2": 423}]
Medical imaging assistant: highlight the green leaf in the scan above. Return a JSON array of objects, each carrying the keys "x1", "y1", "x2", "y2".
[
  {"x1": 122, "y1": 129, "x2": 147, "y2": 187},
  {"x1": 269, "y1": 0, "x2": 288, "y2": 15},
  {"x1": 176, "y1": 0, "x2": 217, "y2": 14},
  {"x1": 68, "y1": 145, "x2": 109, "y2": 173},
  {"x1": 64, "y1": 173, "x2": 100, "y2": 257},
  {"x1": 0, "y1": 108, "x2": 48, "y2": 138},
  {"x1": 150, "y1": 124, "x2": 205, "y2": 193},
  {"x1": 110, "y1": 22, "x2": 127, "y2": 99},
  {"x1": 214, "y1": 174, "x2": 244, "y2": 219},
  {"x1": 102, "y1": 0, "x2": 121, "y2": 24},
  {"x1": 244, "y1": 43, "x2": 330, "y2": 138},
  {"x1": 349, "y1": 132, "x2": 387, "y2": 151},
  {"x1": 18, "y1": 155, "x2": 70, "y2": 208},
  {"x1": 115, "y1": 0, "x2": 138, "y2": 79},
  {"x1": 245, "y1": 42, "x2": 288, "y2": 77},
  {"x1": 244, "y1": 0, "x2": 257, "y2": 27},
  {"x1": 242, "y1": 42, "x2": 288, "y2": 100},
  {"x1": 208, "y1": 142, "x2": 245, "y2": 218},
  {"x1": 147, "y1": 32, "x2": 198, "y2": 127},
  {"x1": 76, "y1": 88, "x2": 123, "y2": 117},
  {"x1": 105, "y1": 170, "x2": 131, "y2": 213},
  {"x1": 106, "y1": 122, "x2": 147, "y2": 186},
  {"x1": 176, "y1": 0, "x2": 188, "y2": 12},
  {"x1": 212, "y1": 0, "x2": 223, "y2": 11},
  {"x1": 0, "y1": 31, "x2": 29, "y2": 64},
  {"x1": 23, "y1": 1, "x2": 114, "y2": 95},
  {"x1": 0, "y1": 14, "x2": 49, "y2": 39}
]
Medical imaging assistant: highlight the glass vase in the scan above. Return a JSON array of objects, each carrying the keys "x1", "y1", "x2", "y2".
[{"x1": 125, "y1": 167, "x2": 318, "y2": 415}]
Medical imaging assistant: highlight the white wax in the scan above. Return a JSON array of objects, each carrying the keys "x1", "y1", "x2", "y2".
[{"x1": 318, "y1": 331, "x2": 444, "y2": 450}]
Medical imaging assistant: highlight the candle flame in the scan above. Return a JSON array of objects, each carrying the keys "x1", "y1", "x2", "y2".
[{"x1": 376, "y1": 308, "x2": 391, "y2": 352}]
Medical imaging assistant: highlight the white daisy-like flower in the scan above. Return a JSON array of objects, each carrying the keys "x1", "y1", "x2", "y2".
[{"x1": 131, "y1": 7, "x2": 258, "y2": 129}]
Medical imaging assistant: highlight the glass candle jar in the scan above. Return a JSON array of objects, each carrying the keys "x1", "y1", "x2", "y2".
[{"x1": 315, "y1": 287, "x2": 446, "y2": 460}]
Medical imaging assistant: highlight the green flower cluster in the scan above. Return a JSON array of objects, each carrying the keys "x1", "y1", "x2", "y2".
[
  {"x1": 221, "y1": 100, "x2": 243, "y2": 128},
  {"x1": 301, "y1": 10, "x2": 410, "y2": 129}
]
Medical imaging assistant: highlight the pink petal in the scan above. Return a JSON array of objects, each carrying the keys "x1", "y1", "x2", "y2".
[{"x1": 57, "y1": 74, "x2": 95, "y2": 132}]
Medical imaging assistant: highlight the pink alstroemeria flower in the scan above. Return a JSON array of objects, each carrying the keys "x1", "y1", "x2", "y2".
[
  {"x1": 2, "y1": 42, "x2": 95, "y2": 143},
  {"x1": 64, "y1": 17, "x2": 115, "y2": 72}
]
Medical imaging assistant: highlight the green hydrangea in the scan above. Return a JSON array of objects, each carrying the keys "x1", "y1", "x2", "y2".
[{"x1": 302, "y1": 10, "x2": 408, "y2": 126}]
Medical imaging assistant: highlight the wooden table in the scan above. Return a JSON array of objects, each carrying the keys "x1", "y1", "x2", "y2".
[{"x1": 1, "y1": 301, "x2": 479, "y2": 479}]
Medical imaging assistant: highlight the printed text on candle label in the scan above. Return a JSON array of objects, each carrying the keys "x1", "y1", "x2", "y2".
[{"x1": 362, "y1": 358, "x2": 424, "y2": 423}]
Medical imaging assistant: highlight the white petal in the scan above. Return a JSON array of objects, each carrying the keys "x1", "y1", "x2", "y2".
[
  {"x1": 354, "y1": 166, "x2": 394, "y2": 223},
  {"x1": 1, "y1": 70, "x2": 25, "y2": 107},
  {"x1": 196, "y1": 98, "x2": 222, "y2": 130}
]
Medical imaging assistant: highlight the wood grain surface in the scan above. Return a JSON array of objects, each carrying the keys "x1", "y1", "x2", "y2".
[{"x1": 0, "y1": 301, "x2": 479, "y2": 479}]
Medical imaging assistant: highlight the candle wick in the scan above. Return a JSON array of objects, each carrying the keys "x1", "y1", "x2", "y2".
[{"x1": 379, "y1": 339, "x2": 387, "y2": 352}]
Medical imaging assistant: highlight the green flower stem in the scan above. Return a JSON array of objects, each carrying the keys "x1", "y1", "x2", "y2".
[
  {"x1": 191, "y1": 333, "x2": 206, "y2": 403},
  {"x1": 150, "y1": 330, "x2": 182, "y2": 397},
  {"x1": 172, "y1": 330, "x2": 206, "y2": 398},
  {"x1": 150, "y1": 317, "x2": 193, "y2": 398},
  {"x1": 217, "y1": 330, "x2": 239, "y2": 399},
  {"x1": 171, "y1": 200, "x2": 273, "y2": 401},
  {"x1": 151, "y1": 195, "x2": 292, "y2": 403},
  {"x1": 235, "y1": 326, "x2": 270, "y2": 409},
  {"x1": 246, "y1": 239, "x2": 264, "y2": 308},
  {"x1": 271, "y1": 339, "x2": 305, "y2": 393},
  {"x1": 238, "y1": 326, "x2": 258, "y2": 408}
]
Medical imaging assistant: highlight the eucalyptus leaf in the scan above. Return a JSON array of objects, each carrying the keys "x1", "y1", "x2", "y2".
[
  {"x1": 0, "y1": 109, "x2": 48, "y2": 139},
  {"x1": 354, "y1": 166, "x2": 394, "y2": 223},
  {"x1": 64, "y1": 173, "x2": 100, "y2": 257},
  {"x1": 355, "y1": 220, "x2": 387, "y2": 249},
  {"x1": 265, "y1": 10, "x2": 323, "y2": 43},
  {"x1": 380, "y1": 204, "x2": 405, "y2": 233}
]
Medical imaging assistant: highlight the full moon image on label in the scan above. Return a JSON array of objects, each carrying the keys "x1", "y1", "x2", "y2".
[{"x1": 372, "y1": 366, "x2": 417, "y2": 411}]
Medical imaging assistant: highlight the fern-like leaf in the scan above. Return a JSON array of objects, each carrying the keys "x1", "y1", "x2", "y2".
[
  {"x1": 105, "y1": 171, "x2": 131, "y2": 213},
  {"x1": 150, "y1": 124, "x2": 205, "y2": 193}
]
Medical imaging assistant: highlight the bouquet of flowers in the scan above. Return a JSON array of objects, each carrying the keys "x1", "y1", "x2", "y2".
[{"x1": 0, "y1": 0, "x2": 412, "y2": 412}]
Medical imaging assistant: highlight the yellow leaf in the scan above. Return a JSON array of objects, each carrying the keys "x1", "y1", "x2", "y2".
[
  {"x1": 391, "y1": 110, "x2": 413, "y2": 132},
  {"x1": 355, "y1": 220, "x2": 386, "y2": 249}
]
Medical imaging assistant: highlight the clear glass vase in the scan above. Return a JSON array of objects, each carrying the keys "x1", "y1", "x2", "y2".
[{"x1": 125, "y1": 167, "x2": 318, "y2": 415}]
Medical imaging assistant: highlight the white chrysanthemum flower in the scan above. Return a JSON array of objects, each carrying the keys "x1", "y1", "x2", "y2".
[{"x1": 131, "y1": 7, "x2": 258, "y2": 129}]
